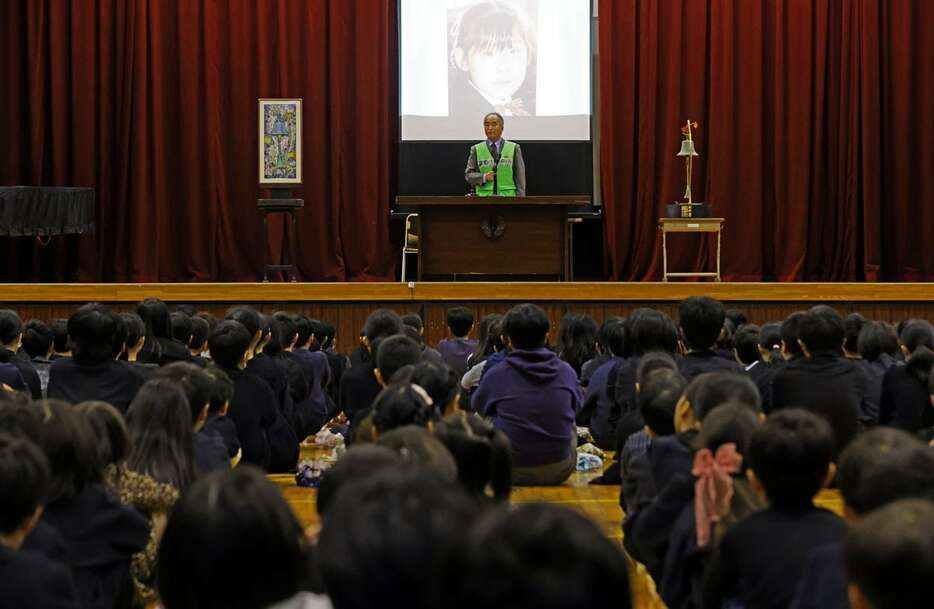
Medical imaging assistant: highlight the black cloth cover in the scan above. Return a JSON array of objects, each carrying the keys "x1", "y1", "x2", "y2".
[{"x1": 0, "y1": 186, "x2": 95, "y2": 236}]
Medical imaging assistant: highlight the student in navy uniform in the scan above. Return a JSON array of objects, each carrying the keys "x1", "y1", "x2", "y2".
[
  {"x1": 49, "y1": 318, "x2": 71, "y2": 360},
  {"x1": 285, "y1": 313, "x2": 331, "y2": 437},
  {"x1": 778, "y1": 310, "x2": 807, "y2": 363},
  {"x1": 576, "y1": 318, "x2": 627, "y2": 450},
  {"x1": 136, "y1": 298, "x2": 191, "y2": 366},
  {"x1": 878, "y1": 320, "x2": 934, "y2": 431},
  {"x1": 200, "y1": 365, "x2": 240, "y2": 463},
  {"x1": 677, "y1": 297, "x2": 744, "y2": 380},
  {"x1": 319, "y1": 320, "x2": 347, "y2": 418},
  {"x1": 22, "y1": 319, "x2": 55, "y2": 397},
  {"x1": 47, "y1": 304, "x2": 146, "y2": 412},
  {"x1": 733, "y1": 324, "x2": 774, "y2": 412},
  {"x1": 437, "y1": 306, "x2": 479, "y2": 380},
  {"x1": 0, "y1": 309, "x2": 42, "y2": 399},
  {"x1": 0, "y1": 433, "x2": 81, "y2": 609},
  {"x1": 702, "y1": 409, "x2": 846, "y2": 609},
  {"x1": 339, "y1": 309, "x2": 404, "y2": 424}
]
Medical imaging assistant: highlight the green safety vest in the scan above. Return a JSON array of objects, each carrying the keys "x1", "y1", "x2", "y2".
[{"x1": 474, "y1": 140, "x2": 517, "y2": 196}]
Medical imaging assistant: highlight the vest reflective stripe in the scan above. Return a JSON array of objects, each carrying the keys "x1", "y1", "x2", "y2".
[{"x1": 475, "y1": 140, "x2": 517, "y2": 196}]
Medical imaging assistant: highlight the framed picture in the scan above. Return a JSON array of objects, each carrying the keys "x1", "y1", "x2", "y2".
[{"x1": 258, "y1": 98, "x2": 302, "y2": 186}]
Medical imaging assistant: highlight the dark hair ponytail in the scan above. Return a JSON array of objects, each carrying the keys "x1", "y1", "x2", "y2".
[{"x1": 434, "y1": 413, "x2": 512, "y2": 502}]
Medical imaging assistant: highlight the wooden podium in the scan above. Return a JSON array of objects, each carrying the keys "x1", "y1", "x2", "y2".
[{"x1": 395, "y1": 196, "x2": 589, "y2": 281}]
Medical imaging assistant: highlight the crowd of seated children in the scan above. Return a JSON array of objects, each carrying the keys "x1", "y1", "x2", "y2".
[
  {"x1": 0, "y1": 309, "x2": 42, "y2": 399},
  {"x1": 879, "y1": 319, "x2": 934, "y2": 431}
]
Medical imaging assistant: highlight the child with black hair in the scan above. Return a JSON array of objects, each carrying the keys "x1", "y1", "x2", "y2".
[
  {"x1": 374, "y1": 426, "x2": 459, "y2": 482},
  {"x1": 445, "y1": 503, "x2": 631, "y2": 609},
  {"x1": 287, "y1": 313, "x2": 332, "y2": 437},
  {"x1": 199, "y1": 364, "x2": 241, "y2": 464},
  {"x1": 374, "y1": 335, "x2": 423, "y2": 387},
  {"x1": 472, "y1": 303, "x2": 580, "y2": 486},
  {"x1": 188, "y1": 315, "x2": 210, "y2": 358},
  {"x1": 118, "y1": 312, "x2": 151, "y2": 370},
  {"x1": 434, "y1": 412, "x2": 512, "y2": 503},
  {"x1": 558, "y1": 314, "x2": 598, "y2": 379},
  {"x1": 789, "y1": 428, "x2": 934, "y2": 609},
  {"x1": 371, "y1": 382, "x2": 436, "y2": 435},
  {"x1": 576, "y1": 318, "x2": 627, "y2": 450},
  {"x1": 22, "y1": 318, "x2": 54, "y2": 396},
  {"x1": 844, "y1": 499, "x2": 934, "y2": 609},
  {"x1": 879, "y1": 319, "x2": 934, "y2": 431},
  {"x1": 734, "y1": 324, "x2": 774, "y2": 411},
  {"x1": 0, "y1": 309, "x2": 42, "y2": 399},
  {"x1": 678, "y1": 296, "x2": 743, "y2": 379},
  {"x1": 779, "y1": 311, "x2": 807, "y2": 361},
  {"x1": 0, "y1": 433, "x2": 81, "y2": 609},
  {"x1": 407, "y1": 360, "x2": 462, "y2": 416},
  {"x1": 580, "y1": 316, "x2": 625, "y2": 387},
  {"x1": 316, "y1": 445, "x2": 402, "y2": 518},
  {"x1": 49, "y1": 318, "x2": 71, "y2": 359},
  {"x1": 340, "y1": 309, "x2": 404, "y2": 423},
  {"x1": 437, "y1": 306, "x2": 478, "y2": 379},
  {"x1": 757, "y1": 322, "x2": 784, "y2": 365},
  {"x1": 702, "y1": 409, "x2": 845, "y2": 609},
  {"x1": 461, "y1": 317, "x2": 506, "y2": 391},
  {"x1": 136, "y1": 298, "x2": 191, "y2": 365}
]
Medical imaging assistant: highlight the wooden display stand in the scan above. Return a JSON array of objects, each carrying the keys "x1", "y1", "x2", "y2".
[
  {"x1": 395, "y1": 196, "x2": 589, "y2": 281},
  {"x1": 658, "y1": 217, "x2": 724, "y2": 282}
]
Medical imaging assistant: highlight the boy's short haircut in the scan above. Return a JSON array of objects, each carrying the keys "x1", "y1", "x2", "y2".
[
  {"x1": 150, "y1": 362, "x2": 215, "y2": 421},
  {"x1": 798, "y1": 305, "x2": 846, "y2": 353},
  {"x1": 899, "y1": 319, "x2": 934, "y2": 354},
  {"x1": 626, "y1": 309, "x2": 679, "y2": 356},
  {"x1": 401, "y1": 313, "x2": 423, "y2": 332},
  {"x1": 502, "y1": 303, "x2": 549, "y2": 350},
  {"x1": 684, "y1": 372, "x2": 761, "y2": 420},
  {"x1": 22, "y1": 319, "x2": 53, "y2": 359},
  {"x1": 600, "y1": 319, "x2": 627, "y2": 357},
  {"x1": 678, "y1": 296, "x2": 725, "y2": 351},
  {"x1": 170, "y1": 311, "x2": 193, "y2": 344},
  {"x1": 188, "y1": 316, "x2": 209, "y2": 349},
  {"x1": 638, "y1": 369, "x2": 685, "y2": 437},
  {"x1": 68, "y1": 304, "x2": 121, "y2": 365},
  {"x1": 208, "y1": 320, "x2": 252, "y2": 369},
  {"x1": 843, "y1": 313, "x2": 867, "y2": 353},
  {"x1": 50, "y1": 318, "x2": 70, "y2": 354},
  {"x1": 174, "y1": 304, "x2": 197, "y2": 317},
  {"x1": 291, "y1": 315, "x2": 312, "y2": 347},
  {"x1": 402, "y1": 324, "x2": 426, "y2": 347},
  {"x1": 857, "y1": 321, "x2": 898, "y2": 362},
  {"x1": 446, "y1": 306, "x2": 475, "y2": 338},
  {"x1": 202, "y1": 364, "x2": 234, "y2": 414},
  {"x1": 446, "y1": 503, "x2": 631, "y2": 609},
  {"x1": 635, "y1": 351, "x2": 679, "y2": 386},
  {"x1": 837, "y1": 427, "x2": 934, "y2": 515},
  {"x1": 694, "y1": 402, "x2": 760, "y2": 458},
  {"x1": 748, "y1": 409, "x2": 834, "y2": 506},
  {"x1": 780, "y1": 311, "x2": 807, "y2": 355},
  {"x1": 725, "y1": 309, "x2": 748, "y2": 328},
  {"x1": 195, "y1": 311, "x2": 217, "y2": 333},
  {"x1": 844, "y1": 498, "x2": 934, "y2": 609},
  {"x1": 0, "y1": 309, "x2": 23, "y2": 345},
  {"x1": 0, "y1": 433, "x2": 51, "y2": 534},
  {"x1": 364, "y1": 309, "x2": 405, "y2": 344},
  {"x1": 316, "y1": 444, "x2": 401, "y2": 516},
  {"x1": 733, "y1": 324, "x2": 762, "y2": 365},
  {"x1": 119, "y1": 313, "x2": 146, "y2": 350},
  {"x1": 376, "y1": 335, "x2": 423, "y2": 381},
  {"x1": 224, "y1": 306, "x2": 262, "y2": 338}
]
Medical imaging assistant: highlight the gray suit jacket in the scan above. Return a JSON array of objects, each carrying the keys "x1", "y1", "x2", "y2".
[{"x1": 464, "y1": 140, "x2": 526, "y2": 196}]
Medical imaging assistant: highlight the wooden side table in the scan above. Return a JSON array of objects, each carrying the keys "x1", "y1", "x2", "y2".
[
  {"x1": 658, "y1": 217, "x2": 725, "y2": 281},
  {"x1": 258, "y1": 198, "x2": 304, "y2": 282}
]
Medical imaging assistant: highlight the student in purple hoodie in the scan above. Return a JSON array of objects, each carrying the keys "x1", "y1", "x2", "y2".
[
  {"x1": 472, "y1": 303, "x2": 581, "y2": 486},
  {"x1": 437, "y1": 307, "x2": 479, "y2": 380}
]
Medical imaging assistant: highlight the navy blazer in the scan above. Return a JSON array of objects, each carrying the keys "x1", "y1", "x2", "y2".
[{"x1": 0, "y1": 545, "x2": 81, "y2": 609}]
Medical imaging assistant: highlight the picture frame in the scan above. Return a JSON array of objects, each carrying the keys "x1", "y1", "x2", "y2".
[{"x1": 258, "y1": 98, "x2": 302, "y2": 186}]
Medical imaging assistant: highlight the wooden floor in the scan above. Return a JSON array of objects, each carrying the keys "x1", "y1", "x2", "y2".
[{"x1": 271, "y1": 444, "x2": 843, "y2": 609}]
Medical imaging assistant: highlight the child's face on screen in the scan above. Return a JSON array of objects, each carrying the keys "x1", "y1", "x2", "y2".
[{"x1": 466, "y1": 28, "x2": 529, "y2": 101}]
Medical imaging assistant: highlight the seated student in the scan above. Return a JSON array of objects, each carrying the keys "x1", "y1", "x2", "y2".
[
  {"x1": 434, "y1": 412, "x2": 512, "y2": 503},
  {"x1": 558, "y1": 314, "x2": 598, "y2": 379},
  {"x1": 33, "y1": 400, "x2": 150, "y2": 609},
  {"x1": 771, "y1": 305, "x2": 866, "y2": 456},
  {"x1": 317, "y1": 466, "x2": 478, "y2": 609},
  {"x1": 318, "y1": 320, "x2": 347, "y2": 416},
  {"x1": 371, "y1": 382, "x2": 436, "y2": 437},
  {"x1": 150, "y1": 362, "x2": 228, "y2": 472},
  {"x1": 199, "y1": 365, "x2": 241, "y2": 464},
  {"x1": 157, "y1": 467, "x2": 328, "y2": 609},
  {"x1": 49, "y1": 319, "x2": 71, "y2": 360},
  {"x1": 339, "y1": 309, "x2": 404, "y2": 423},
  {"x1": 407, "y1": 360, "x2": 463, "y2": 416},
  {"x1": 259, "y1": 316, "x2": 305, "y2": 438},
  {"x1": 576, "y1": 318, "x2": 626, "y2": 450},
  {"x1": 78, "y1": 401, "x2": 178, "y2": 607},
  {"x1": 702, "y1": 409, "x2": 845, "y2": 609},
  {"x1": 187, "y1": 315, "x2": 210, "y2": 359},
  {"x1": 678, "y1": 296, "x2": 744, "y2": 380},
  {"x1": 844, "y1": 499, "x2": 934, "y2": 609},
  {"x1": 47, "y1": 304, "x2": 146, "y2": 412},
  {"x1": 208, "y1": 320, "x2": 297, "y2": 471},
  {"x1": 285, "y1": 313, "x2": 331, "y2": 436},
  {"x1": 843, "y1": 313, "x2": 879, "y2": 423},
  {"x1": 734, "y1": 324, "x2": 774, "y2": 411},
  {"x1": 466, "y1": 313, "x2": 503, "y2": 369},
  {"x1": 472, "y1": 303, "x2": 580, "y2": 486},
  {"x1": 437, "y1": 306, "x2": 479, "y2": 379},
  {"x1": 136, "y1": 298, "x2": 191, "y2": 365},
  {"x1": 0, "y1": 433, "x2": 81, "y2": 609},
  {"x1": 461, "y1": 318, "x2": 506, "y2": 391},
  {"x1": 580, "y1": 316, "x2": 625, "y2": 389},
  {"x1": 350, "y1": 335, "x2": 425, "y2": 442},
  {"x1": 857, "y1": 321, "x2": 899, "y2": 420},
  {"x1": 22, "y1": 319, "x2": 54, "y2": 397},
  {"x1": 0, "y1": 309, "x2": 42, "y2": 399},
  {"x1": 714, "y1": 318, "x2": 736, "y2": 361},
  {"x1": 375, "y1": 426, "x2": 459, "y2": 482},
  {"x1": 789, "y1": 428, "x2": 934, "y2": 609},
  {"x1": 659, "y1": 404, "x2": 765, "y2": 609},
  {"x1": 879, "y1": 320, "x2": 934, "y2": 431},
  {"x1": 227, "y1": 307, "x2": 294, "y2": 425},
  {"x1": 316, "y1": 445, "x2": 402, "y2": 519},
  {"x1": 757, "y1": 322, "x2": 785, "y2": 367},
  {"x1": 402, "y1": 313, "x2": 444, "y2": 364},
  {"x1": 446, "y1": 503, "x2": 632, "y2": 609}
]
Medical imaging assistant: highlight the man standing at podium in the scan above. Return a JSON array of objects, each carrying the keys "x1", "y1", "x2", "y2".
[{"x1": 464, "y1": 112, "x2": 526, "y2": 196}]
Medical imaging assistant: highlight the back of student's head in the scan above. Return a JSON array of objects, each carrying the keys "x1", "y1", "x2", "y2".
[
  {"x1": 749, "y1": 409, "x2": 833, "y2": 506},
  {"x1": 446, "y1": 306, "x2": 474, "y2": 338},
  {"x1": 900, "y1": 319, "x2": 934, "y2": 357},
  {"x1": 371, "y1": 383, "x2": 435, "y2": 434},
  {"x1": 138, "y1": 297, "x2": 172, "y2": 339},
  {"x1": 375, "y1": 426, "x2": 458, "y2": 482},
  {"x1": 694, "y1": 403, "x2": 760, "y2": 460},
  {"x1": 208, "y1": 320, "x2": 252, "y2": 369},
  {"x1": 408, "y1": 361, "x2": 460, "y2": 415},
  {"x1": 733, "y1": 324, "x2": 762, "y2": 365},
  {"x1": 857, "y1": 320, "x2": 898, "y2": 362},
  {"x1": 597, "y1": 316, "x2": 626, "y2": 357},
  {"x1": 502, "y1": 303, "x2": 550, "y2": 350},
  {"x1": 318, "y1": 466, "x2": 477, "y2": 609},
  {"x1": 119, "y1": 312, "x2": 146, "y2": 352},
  {"x1": 401, "y1": 313, "x2": 423, "y2": 333},
  {"x1": 843, "y1": 313, "x2": 867, "y2": 353},
  {"x1": 725, "y1": 308, "x2": 747, "y2": 328},
  {"x1": 758, "y1": 322, "x2": 783, "y2": 362},
  {"x1": 375, "y1": 334, "x2": 422, "y2": 382},
  {"x1": 150, "y1": 362, "x2": 214, "y2": 423},
  {"x1": 837, "y1": 428, "x2": 934, "y2": 516},
  {"x1": 780, "y1": 311, "x2": 807, "y2": 357},
  {"x1": 845, "y1": 498, "x2": 934, "y2": 609},
  {"x1": 170, "y1": 311, "x2": 193, "y2": 345},
  {"x1": 68, "y1": 303, "x2": 120, "y2": 365},
  {"x1": 202, "y1": 364, "x2": 234, "y2": 414},
  {"x1": 50, "y1": 318, "x2": 70, "y2": 355},
  {"x1": 22, "y1": 319, "x2": 53, "y2": 359},
  {"x1": 158, "y1": 466, "x2": 309, "y2": 609},
  {"x1": 125, "y1": 379, "x2": 195, "y2": 490},
  {"x1": 76, "y1": 401, "x2": 131, "y2": 471},
  {"x1": 446, "y1": 502, "x2": 631, "y2": 609},
  {"x1": 559, "y1": 314, "x2": 599, "y2": 375},
  {"x1": 363, "y1": 308, "x2": 404, "y2": 346},
  {"x1": 0, "y1": 396, "x2": 40, "y2": 444},
  {"x1": 635, "y1": 351, "x2": 679, "y2": 387},
  {"x1": 679, "y1": 296, "x2": 725, "y2": 351},
  {"x1": 319, "y1": 320, "x2": 336, "y2": 350},
  {"x1": 684, "y1": 372, "x2": 761, "y2": 421},
  {"x1": 262, "y1": 315, "x2": 297, "y2": 358},
  {"x1": 716, "y1": 318, "x2": 736, "y2": 351},
  {"x1": 472, "y1": 314, "x2": 505, "y2": 362},
  {"x1": 434, "y1": 412, "x2": 512, "y2": 502},
  {"x1": 316, "y1": 444, "x2": 402, "y2": 517},
  {"x1": 0, "y1": 309, "x2": 23, "y2": 347},
  {"x1": 292, "y1": 314, "x2": 313, "y2": 349},
  {"x1": 638, "y1": 368, "x2": 685, "y2": 437},
  {"x1": 188, "y1": 315, "x2": 209, "y2": 351},
  {"x1": 798, "y1": 305, "x2": 845, "y2": 353},
  {"x1": 0, "y1": 433, "x2": 50, "y2": 535},
  {"x1": 33, "y1": 399, "x2": 101, "y2": 502},
  {"x1": 626, "y1": 309, "x2": 679, "y2": 356},
  {"x1": 223, "y1": 305, "x2": 263, "y2": 340}
]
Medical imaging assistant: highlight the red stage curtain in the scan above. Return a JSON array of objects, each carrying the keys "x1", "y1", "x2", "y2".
[
  {"x1": 599, "y1": 0, "x2": 934, "y2": 281},
  {"x1": 0, "y1": 0, "x2": 397, "y2": 282}
]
